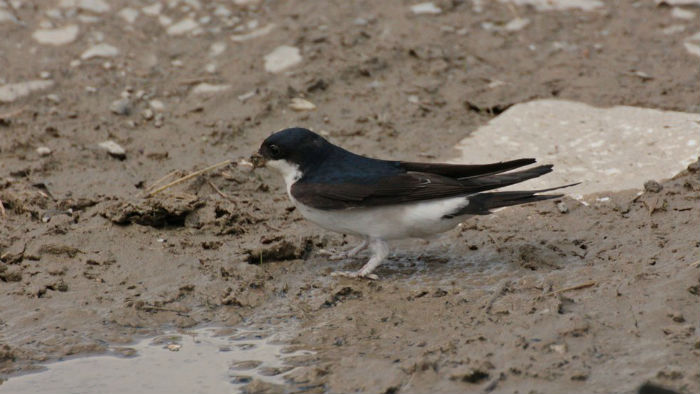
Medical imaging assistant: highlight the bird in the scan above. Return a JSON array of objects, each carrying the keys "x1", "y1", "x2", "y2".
[{"x1": 258, "y1": 127, "x2": 576, "y2": 279}]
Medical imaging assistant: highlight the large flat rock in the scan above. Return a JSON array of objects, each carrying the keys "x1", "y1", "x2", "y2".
[{"x1": 452, "y1": 100, "x2": 700, "y2": 196}]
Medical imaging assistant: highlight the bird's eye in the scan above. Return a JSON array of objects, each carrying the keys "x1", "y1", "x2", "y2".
[{"x1": 268, "y1": 144, "x2": 280, "y2": 157}]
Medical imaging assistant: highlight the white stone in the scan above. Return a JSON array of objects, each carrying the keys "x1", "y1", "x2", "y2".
[
  {"x1": 36, "y1": 146, "x2": 52, "y2": 156},
  {"x1": 142, "y1": 3, "x2": 162, "y2": 16},
  {"x1": 685, "y1": 32, "x2": 700, "y2": 57},
  {"x1": 81, "y1": 43, "x2": 119, "y2": 59},
  {"x1": 167, "y1": 18, "x2": 198, "y2": 35},
  {"x1": 289, "y1": 98, "x2": 316, "y2": 111},
  {"x1": 263, "y1": 45, "x2": 302, "y2": 73},
  {"x1": 451, "y1": 100, "x2": 700, "y2": 196},
  {"x1": 46, "y1": 94, "x2": 61, "y2": 104},
  {"x1": 118, "y1": 8, "x2": 139, "y2": 24},
  {"x1": 237, "y1": 90, "x2": 256, "y2": 102},
  {"x1": 0, "y1": 80, "x2": 55, "y2": 103},
  {"x1": 410, "y1": 2, "x2": 442, "y2": 14},
  {"x1": 149, "y1": 99, "x2": 165, "y2": 111},
  {"x1": 191, "y1": 83, "x2": 230, "y2": 95},
  {"x1": 98, "y1": 140, "x2": 126, "y2": 158},
  {"x1": 209, "y1": 42, "x2": 226, "y2": 57},
  {"x1": 32, "y1": 25, "x2": 79, "y2": 46},
  {"x1": 204, "y1": 63, "x2": 217, "y2": 73},
  {"x1": 505, "y1": 17, "x2": 530, "y2": 31},
  {"x1": 500, "y1": 0, "x2": 603, "y2": 11},
  {"x1": 231, "y1": 23, "x2": 275, "y2": 42}
]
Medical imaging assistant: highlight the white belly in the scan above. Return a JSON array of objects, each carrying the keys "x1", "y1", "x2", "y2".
[{"x1": 293, "y1": 196, "x2": 469, "y2": 240}]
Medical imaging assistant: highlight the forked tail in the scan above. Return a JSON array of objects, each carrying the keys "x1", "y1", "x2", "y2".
[{"x1": 443, "y1": 183, "x2": 579, "y2": 217}]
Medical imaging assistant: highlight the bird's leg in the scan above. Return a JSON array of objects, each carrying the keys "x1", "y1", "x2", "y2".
[
  {"x1": 329, "y1": 237, "x2": 369, "y2": 260},
  {"x1": 331, "y1": 238, "x2": 389, "y2": 280}
]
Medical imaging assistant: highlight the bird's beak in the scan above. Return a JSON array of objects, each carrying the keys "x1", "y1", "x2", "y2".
[{"x1": 250, "y1": 151, "x2": 266, "y2": 168}]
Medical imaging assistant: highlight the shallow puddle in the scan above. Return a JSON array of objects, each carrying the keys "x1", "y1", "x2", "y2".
[{"x1": 0, "y1": 327, "x2": 310, "y2": 394}]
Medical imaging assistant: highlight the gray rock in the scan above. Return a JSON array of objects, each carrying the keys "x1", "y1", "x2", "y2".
[
  {"x1": 141, "y1": 108, "x2": 154, "y2": 120},
  {"x1": 556, "y1": 202, "x2": 569, "y2": 214},
  {"x1": 644, "y1": 180, "x2": 663, "y2": 193},
  {"x1": 81, "y1": 43, "x2": 119, "y2": 60},
  {"x1": 109, "y1": 98, "x2": 132, "y2": 116},
  {"x1": 32, "y1": 25, "x2": 79, "y2": 46},
  {"x1": 98, "y1": 140, "x2": 126, "y2": 159},
  {"x1": 36, "y1": 146, "x2": 52, "y2": 156}
]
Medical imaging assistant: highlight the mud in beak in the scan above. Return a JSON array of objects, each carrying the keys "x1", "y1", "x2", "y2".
[{"x1": 250, "y1": 151, "x2": 266, "y2": 168}]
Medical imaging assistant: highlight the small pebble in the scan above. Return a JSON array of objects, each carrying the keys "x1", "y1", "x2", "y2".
[
  {"x1": 263, "y1": 45, "x2": 302, "y2": 73},
  {"x1": 209, "y1": 42, "x2": 226, "y2": 57},
  {"x1": 191, "y1": 83, "x2": 230, "y2": 95},
  {"x1": 411, "y1": 2, "x2": 442, "y2": 15},
  {"x1": 167, "y1": 18, "x2": 199, "y2": 36},
  {"x1": 288, "y1": 97, "x2": 316, "y2": 111},
  {"x1": 238, "y1": 90, "x2": 256, "y2": 102},
  {"x1": 32, "y1": 25, "x2": 80, "y2": 46},
  {"x1": 81, "y1": 43, "x2": 119, "y2": 60},
  {"x1": 141, "y1": 108, "x2": 154, "y2": 120},
  {"x1": 46, "y1": 94, "x2": 61, "y2": 104},
  {"x1": 36, "y1": 146, "x2": 52, "y2": 156},
  {"x1": 109, "y1": 98, "x2": 132, "y2": 116},
  {"x1": 556, "y1": 202, "x2": 569, "y2": 214},
  {"x1": 644, "y1": 180, "x2": 663, "y2": 193},
  {"x1": 149, "y1": 99, "x2": 165, "y2": 111},
  {"x1": 98, "y1": 140, "x2": 126, "y2": 159},
  {"x1": 154, "y1": 113, "x2": 164, "y2": 128}
]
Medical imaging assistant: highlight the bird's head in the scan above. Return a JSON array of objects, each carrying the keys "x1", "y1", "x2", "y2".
[{"x1": 258, "y1": 127, "x2": 331, "y2": 174}]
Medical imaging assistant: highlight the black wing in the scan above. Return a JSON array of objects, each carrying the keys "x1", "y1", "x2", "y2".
[
  {"x1": 291, "y1": 164, "x2": 555, "y2": 210},
  {"x1": 399, "y1": 158, "x2": 536, "y2": 179}
]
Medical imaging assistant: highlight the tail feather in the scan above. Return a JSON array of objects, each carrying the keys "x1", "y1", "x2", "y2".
[
  {"x1": 444, "y1": 182, "x2": 579, "y2": 218},
  {"x1": 457, "y1": 164, "x2": 554, "y2": 194}
]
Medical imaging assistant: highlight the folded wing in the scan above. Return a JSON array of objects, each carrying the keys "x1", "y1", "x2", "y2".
[{"x1": 292, "y1": 159, "x2": 559, "y2": 210}]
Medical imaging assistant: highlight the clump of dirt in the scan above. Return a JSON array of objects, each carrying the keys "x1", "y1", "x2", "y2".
[
  {"x1": 104, "y1": 195, "x2": 205, "y2": 227},
  {"x1": 246, "y1": 238, "x2": 314, "y2": 264}
]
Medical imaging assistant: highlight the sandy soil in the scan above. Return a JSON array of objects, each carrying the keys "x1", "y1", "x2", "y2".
[{"x1": 1, "y1": 0, "x2": 699, "y2": 393}]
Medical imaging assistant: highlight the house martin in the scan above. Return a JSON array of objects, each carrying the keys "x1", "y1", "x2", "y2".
[{"x1": 259, "y1": 127, "x2": 576, "y2": 279}]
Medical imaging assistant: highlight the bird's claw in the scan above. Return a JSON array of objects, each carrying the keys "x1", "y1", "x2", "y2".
[{"x1": 330, "y1": 271, "x2": 379, "y2": 280}]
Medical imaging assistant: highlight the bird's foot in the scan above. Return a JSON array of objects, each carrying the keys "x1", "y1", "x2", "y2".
[{"x1": 330, "y1": 271, "x2": 379, "y2": 280}]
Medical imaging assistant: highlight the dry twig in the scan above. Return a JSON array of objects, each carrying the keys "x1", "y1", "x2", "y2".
[
  {"x1": 547, "y1": 281, "x2": 596, "y2": 296},
  {"x1": 148, "y1": 159, "x2": 231, "y2": 197}
]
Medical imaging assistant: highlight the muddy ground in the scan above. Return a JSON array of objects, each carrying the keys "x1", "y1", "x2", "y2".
[{"x1": 1, "y1": 0, "x2": 699, "y2": 393}]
